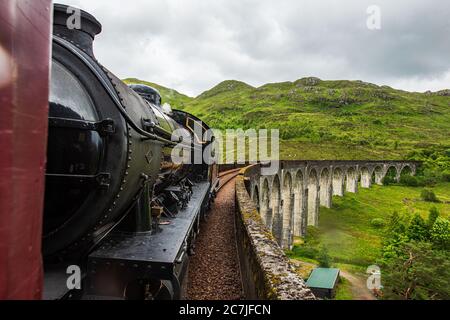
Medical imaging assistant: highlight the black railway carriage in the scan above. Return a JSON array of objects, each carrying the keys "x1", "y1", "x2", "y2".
[{"x1": 43, "y1": 4, "x2": 218, "y2": 300}]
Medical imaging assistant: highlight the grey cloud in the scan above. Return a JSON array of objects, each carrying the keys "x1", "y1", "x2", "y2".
[{"x1": 60, "y1": 0, "x2": 450, "y2": 96}]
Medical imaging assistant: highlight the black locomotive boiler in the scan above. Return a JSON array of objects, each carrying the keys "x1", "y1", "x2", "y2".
[{"x1": 43, "y1": 4, "x2": 218, "y2": 300}]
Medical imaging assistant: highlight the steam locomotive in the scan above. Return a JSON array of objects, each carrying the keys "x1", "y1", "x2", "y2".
[{"x1": 43, "y1": 4, "x2": 218, "y2": 299}]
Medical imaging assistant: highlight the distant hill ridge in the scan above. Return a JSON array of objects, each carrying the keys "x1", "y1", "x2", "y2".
[{"x1": 123, "y1": 77, "x2": 450, "y2": 160}]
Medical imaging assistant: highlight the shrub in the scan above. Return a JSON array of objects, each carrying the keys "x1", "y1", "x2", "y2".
[
  {"x1": 317, "y1": 246, "x2": 332, "y2": 268},
  {"x1": 421, "y1": 176, "x2": 438, "y2": 187},
  {"x1": 421, "y1": 189, "x2": 440, "y2": 203},
  {"x1": 290, "y1": 246, "x2": 318, "y2": 260},
  {"x1": 427, "y1": 207, "x2": 440, "y2": 228},
  {"x1": 442, "y1": 170, "x2": 450, "y2": 182},
  {"x1": 399, "y1": 175, "x2": 418, "y2": 187},
  {"x1": 387, "y1": 211, "x2": 408, "y2": 235},
  {"x1": 370, "y1": 218, "x2": 386, "y2": 228},
  {"x1": 430, "y1": 218, "x2": 450, "y2": 250},
  {"x1": 407, "y1": 214, "x2": 429, "y2": 241},
  {"x1": 382, "y1": 176, "x2": 396, "y2": 185}
]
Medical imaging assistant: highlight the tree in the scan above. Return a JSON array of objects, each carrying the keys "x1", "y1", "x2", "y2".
[
  {"x1": 427, "y1": 207, "x2": 439, "y2": 228},
  {"x1": 317, "y1": 246, "x2": 332, "y2": 268},
  {"x1": 382, "y1": 242, "x2": 450, "y2": 300},
  {"x1": 387, "y1": 211, "x2": 408, "y2": 235},
  {"x1": 381, "y1": 232, "x2": 409, "y2": 261},
  {"x1": 430, "y1": 218, "x2": 450, "y2": 250},
  {"x1": 381, "y1": 211, "x2": 410, "y2": 260},
  {"x1": 407, "y1": 214, "x2": 429, "y2": 241}
]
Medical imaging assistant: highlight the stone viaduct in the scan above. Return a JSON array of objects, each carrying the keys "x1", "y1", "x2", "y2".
[{"x1": 243, "y1": 160, "x2": 418, "y2": 249}]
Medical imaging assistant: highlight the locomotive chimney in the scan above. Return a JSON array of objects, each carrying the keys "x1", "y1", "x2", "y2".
[{"x1": 52, "y1": 4, "x2": 102, "y2": 57}]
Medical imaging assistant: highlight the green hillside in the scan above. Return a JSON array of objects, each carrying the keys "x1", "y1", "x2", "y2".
[{"x1": 124, "y1": 77, "x2": 450, "y2": 160}]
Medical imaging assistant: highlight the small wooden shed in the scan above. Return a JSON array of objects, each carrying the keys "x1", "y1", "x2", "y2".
[{"x1": 306, "y1": 268, "x2": 340, "y2": 299}]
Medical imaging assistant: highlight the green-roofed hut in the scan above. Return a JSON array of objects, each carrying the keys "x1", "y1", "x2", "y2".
[{"x1": 306, "y1": 268, "x2": 340, "y2": 299}]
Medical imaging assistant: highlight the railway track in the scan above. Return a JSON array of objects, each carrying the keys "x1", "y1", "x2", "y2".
[
  {"x1": 186, "y1": 169, "x2": 244, "y2": 300},
  {"x1": 217, "y1": 169, "x2": 241, "y2": 191}
]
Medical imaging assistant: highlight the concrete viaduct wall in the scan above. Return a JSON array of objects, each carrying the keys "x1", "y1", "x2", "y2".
[{"x1": 243, "y1": 160, "x2": 418, "y2": 249}]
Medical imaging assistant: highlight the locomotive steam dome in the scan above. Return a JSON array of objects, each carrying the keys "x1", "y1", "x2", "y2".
[{"x1": 53, "y1": 4, "x2": 102, "y2": 56}]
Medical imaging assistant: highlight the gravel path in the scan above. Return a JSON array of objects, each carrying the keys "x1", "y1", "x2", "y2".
[
  {"x1": 339, "y1": 270, "x2": 376, "y2": 300},
  {"x1": 186, "y1": 178, "x2": 244, "y2": 300}
]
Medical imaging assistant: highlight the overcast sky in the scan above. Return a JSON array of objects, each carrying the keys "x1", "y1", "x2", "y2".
[{"x1": 60, "y1": 0, "x2": 450, "y2": 97}]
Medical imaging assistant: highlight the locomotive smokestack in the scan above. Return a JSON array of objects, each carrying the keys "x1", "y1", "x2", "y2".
[{"x1": 52, "y1": 4, "x2": 102, "y2": 57}]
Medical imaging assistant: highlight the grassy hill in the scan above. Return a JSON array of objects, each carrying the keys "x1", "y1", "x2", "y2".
[{"x1": 124, "y1": 77, "x2": 450, "y2": 160}]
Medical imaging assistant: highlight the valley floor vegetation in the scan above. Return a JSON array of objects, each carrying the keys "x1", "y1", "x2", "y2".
[{"x1": 287, "y1": 151, "x2": 450, "y2": 300}]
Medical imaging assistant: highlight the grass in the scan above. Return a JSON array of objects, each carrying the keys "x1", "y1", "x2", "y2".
[
  {"x1": 289, "y1": 183, "x2": 450, "y2": 271},
  {"x1": 334, "y1": 277, "x2": 354, "y2": 300}
]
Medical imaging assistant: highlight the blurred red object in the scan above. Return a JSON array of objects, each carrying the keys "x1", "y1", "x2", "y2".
[{"x1": 0, "y1": 0, "x2": 52, "y2": 299}]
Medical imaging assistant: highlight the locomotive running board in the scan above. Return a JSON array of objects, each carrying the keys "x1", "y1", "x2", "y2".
[{"x1": 85, "y1": 181, "x2": 211, "y2": 299}]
